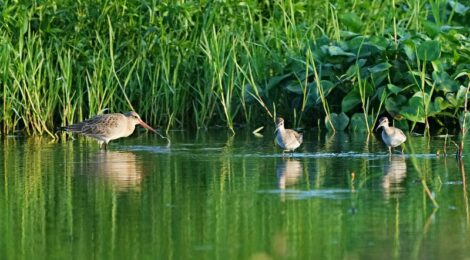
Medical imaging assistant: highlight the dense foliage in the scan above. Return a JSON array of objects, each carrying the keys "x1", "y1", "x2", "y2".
[{"x1": 1, "y1": 0, "x2": 469, "y2": 135}]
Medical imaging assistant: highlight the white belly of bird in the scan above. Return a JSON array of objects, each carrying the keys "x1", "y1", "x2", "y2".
[{"x1": 383, "y1": 131, "x2": 406, "y2": 147}]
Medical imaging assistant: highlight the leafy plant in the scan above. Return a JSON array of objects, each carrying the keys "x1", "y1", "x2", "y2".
[{"x1": 0, "y1": 0, "x2": 469, "y2": 134}]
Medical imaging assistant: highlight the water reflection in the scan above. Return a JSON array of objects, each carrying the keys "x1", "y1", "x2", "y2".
[
  {"x1": 251, "y1": 231, "x2": 288, "y2": 260},
  {"x1": 4, "y1": 131, "x2": 470, "y2": 259},
  {"x1": 382, "y1": 156, "x2": 407, "y2": 198},
  {"x1": 277, "y1": 159, "x2": 302, "y2": 189},
  {"x1": 458, "y1": 160, "x2": 470, "y2": 225},
  {"x1": 89, "y1": 151, "x2": 142, "y2": 191}
]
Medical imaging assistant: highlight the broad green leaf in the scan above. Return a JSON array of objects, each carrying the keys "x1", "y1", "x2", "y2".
[
  {"x1": 308, "y1": 80, "x2": 336, "y2": 104},
  {"x1": 402, "y1": 40, "x2": 416, "y2": 61},
  {"x1": 337, "y1": 40, "x2": 349, "y2": 50},
  {"x1": 394, "y1": 119, "x2": 410, "y2": 131},
  {"x1": 355, "y1": 44, "x2": 381, "y2": 58},
  {"x1": 348, "y1": 35, "x2": 367, "y2": 48},
  {"x1": 349, "y1": 113, "x2": 373, "y2": 132},
  {"x1": 345, "y1": 64, "x2": 358, "y2": 79},
  {"x1": 341, "y1": 90, "x2": 361, "y2": 112},
  {"x1": 417, "y1": 40, "x2": 441, "y2": 61},
  {"x1": 398, "y1": 92, "x2": 447, "y2": 123},
  {"x1": 385, "y1": 94, "x2": 408, "y2": 115},
  {"x1": 446, "y1": 92, "x2": 458, "y2": 107},
  {"x1": 319, "y1": 80, "x2": 336, "y2": 95},
  {"x1": 428, "y1": 96, "x2": 450, "y2": 116},
  {"x1": 430, "y1": 59, "x2": 446, "y2": 73},
  {"x1": 339, "y1": 13, "x2": 363, "y2": 33},
  {"x1": 432, "y1": 71, "x2": 460, "y2": 93},
  {"x1": 310, "y1": 42, "x2": 328, "y2": 61},
  {"x1": 340, "y1": 31, "x2": 360, "y2": 39},
  {"x1": 455, "y1": 70, "x2": 470, "y2": 80},
  {"x1": 446, "y1": 86, "x2": 469, "y2": 107},
  {"x1": 371, "y1": 72, "x2": 388, "y2": 87},
  {"x1": 266, "y1": 73, "x2": 292, "y2": 92},
  {"x1": 376, "y1": 86, "x2": 387, "y2": 102},
  {"x1": 456, "y1": 86, "x2": 469, "y2": 105},
  {"x1": 400, "y1": 95, "x2": 426, "y2": 123},
  {"x1": 327, "y1": 46, "x2": 355, "y2": 57},
  {"x1": 423, "y1": 21, "x2": 441, "y2": 37},
  {"x1": 345, "y1": 59, "x2": 366, "y2": 78},
  {"x1": 368, "y1": 62, "x2": 392, "y2": 74},
  {"x1": 319, "y1": 63, "x2": 337, "y2": 78},
  {"x1": 285, "y1": 83, "x2": 303, "y2": 95},
  {"x1": 386, "y1": 84, "x2": 403, "y2": 95},
  {"x1": 368, "y1": 36, "x2": 389, "y2": 50},
  {"x1": 342, "y1": 82, "x2": 375, "y2": 112},
  {"x1": 325, "y1": 112, "x2": 350, "y2": 132}
]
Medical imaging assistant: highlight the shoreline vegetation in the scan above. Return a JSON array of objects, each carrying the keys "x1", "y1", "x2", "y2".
[{"x1": 1, "y1": 1, "x2": 469, "y2": 137}]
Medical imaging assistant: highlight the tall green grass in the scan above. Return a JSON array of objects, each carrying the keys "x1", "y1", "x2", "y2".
[{"x1": 0, "y1": 0, "x2": 468, "y2": 134}]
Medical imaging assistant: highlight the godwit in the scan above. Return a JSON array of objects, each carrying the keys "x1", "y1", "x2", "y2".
[
  {"x1": 93, "y1": 151, "x2": 142, "y2": 190},
  {"x1": 376, "y1": 117, "x2": 407, "y2": 155},
  {"x1": 275, "y1": 117, "x2": 303, "y2": 155},
  {"x1": 62, "y1": 111, "x2": 156, "y2": 149}
]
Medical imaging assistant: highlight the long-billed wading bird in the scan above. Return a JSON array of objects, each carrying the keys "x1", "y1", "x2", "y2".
[
  {"x1": 61, "y1": 111, "x2": 157, "y2": 150},
  {"x1": 376, "y1": 117, "x2": 407, "y2": 155},
  {"x1": 275, "y1": 117, "x2": 303, "y2": 155}
]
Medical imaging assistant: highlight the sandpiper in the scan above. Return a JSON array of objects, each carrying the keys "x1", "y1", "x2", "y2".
[
  {"x1": 277, "y1": 159, "x2": 302, "y2": 190},
  {"x1": 376, "y1": 117, "x2": 407, "y2": 155},
  {"x1": 275, "y1": 117, "x2": 303, "y2": 155},
  {"x1": 61, "y1": 111, "x2": 156, "y2": 149}
]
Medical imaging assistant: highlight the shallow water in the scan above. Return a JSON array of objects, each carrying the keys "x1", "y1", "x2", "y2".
[{"x1": 1, "y1": 129, "x2": 470, "y2": 259}]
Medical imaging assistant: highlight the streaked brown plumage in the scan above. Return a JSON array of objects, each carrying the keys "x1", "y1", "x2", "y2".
[
  {"x1": 275, "y1": 117, "x2": 303, "y2": 154},
  {"x1": 62, "y1": 111, "x2": 156, "y2": 149}
]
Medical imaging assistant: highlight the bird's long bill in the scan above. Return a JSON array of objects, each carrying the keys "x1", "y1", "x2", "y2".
[
  {"x1": 375, "y1": 122, "x2": 388, "y2": 132},
  {"x1": 139, "y1": 120, "x2": 157, "y2": 133}
]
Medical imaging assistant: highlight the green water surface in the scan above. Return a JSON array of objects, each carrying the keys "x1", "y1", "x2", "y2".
[{"x1": 1, "y1": 130, "x2": 470, "y2": 259}]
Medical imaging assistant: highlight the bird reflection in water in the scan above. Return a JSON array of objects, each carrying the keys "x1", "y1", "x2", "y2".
[
  {"x1": 277, "y1": 159, "x2": 302, "y2": 190},
  {"x1": 90, "y1": 151, "x2": 142, "y2": 191},
  {"x1": 382, "y1": 156, "x2": 407, "y2": 199}
]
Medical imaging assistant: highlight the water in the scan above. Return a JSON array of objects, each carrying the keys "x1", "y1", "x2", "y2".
[{"x1": 1, "y1": 130, "x2": 470, "y2": 259}]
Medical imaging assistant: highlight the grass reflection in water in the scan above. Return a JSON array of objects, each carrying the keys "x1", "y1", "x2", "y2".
[{"x1": 1, "y1": 131, "x2": 470, "y2": 259}]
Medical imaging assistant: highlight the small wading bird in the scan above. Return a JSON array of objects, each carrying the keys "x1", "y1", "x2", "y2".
[
  {"x1": 61, "y1": 111, "x2": 156, "y2": 150},
  {"x1": 376, "y1": 117, "x2": 407, "y2": 155},
  {"x1": 275, "y1": 117, "x2": 303, "y2": 155}
]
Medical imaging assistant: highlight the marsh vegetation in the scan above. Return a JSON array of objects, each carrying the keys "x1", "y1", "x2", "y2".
[{"x1": 0, "y1": 0, "x2": 469, "y2": 136}]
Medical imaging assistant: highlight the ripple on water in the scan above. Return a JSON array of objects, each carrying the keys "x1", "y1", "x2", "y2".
[
  {"x1": 120, "y1": 145, "x2": 172, "y2": 153},
  {"x1": 259, "y1": 188, "x2": 353, "y2": 200},
  {"x1": 120, "y1": 145, "x2": 443, "y2": 161},
  {"x1": 442, "y1": 181, "x2": 464, "y2": 185},
  {"x1": 238, "y1": 152, "x2": 440, "y2": 159}
]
